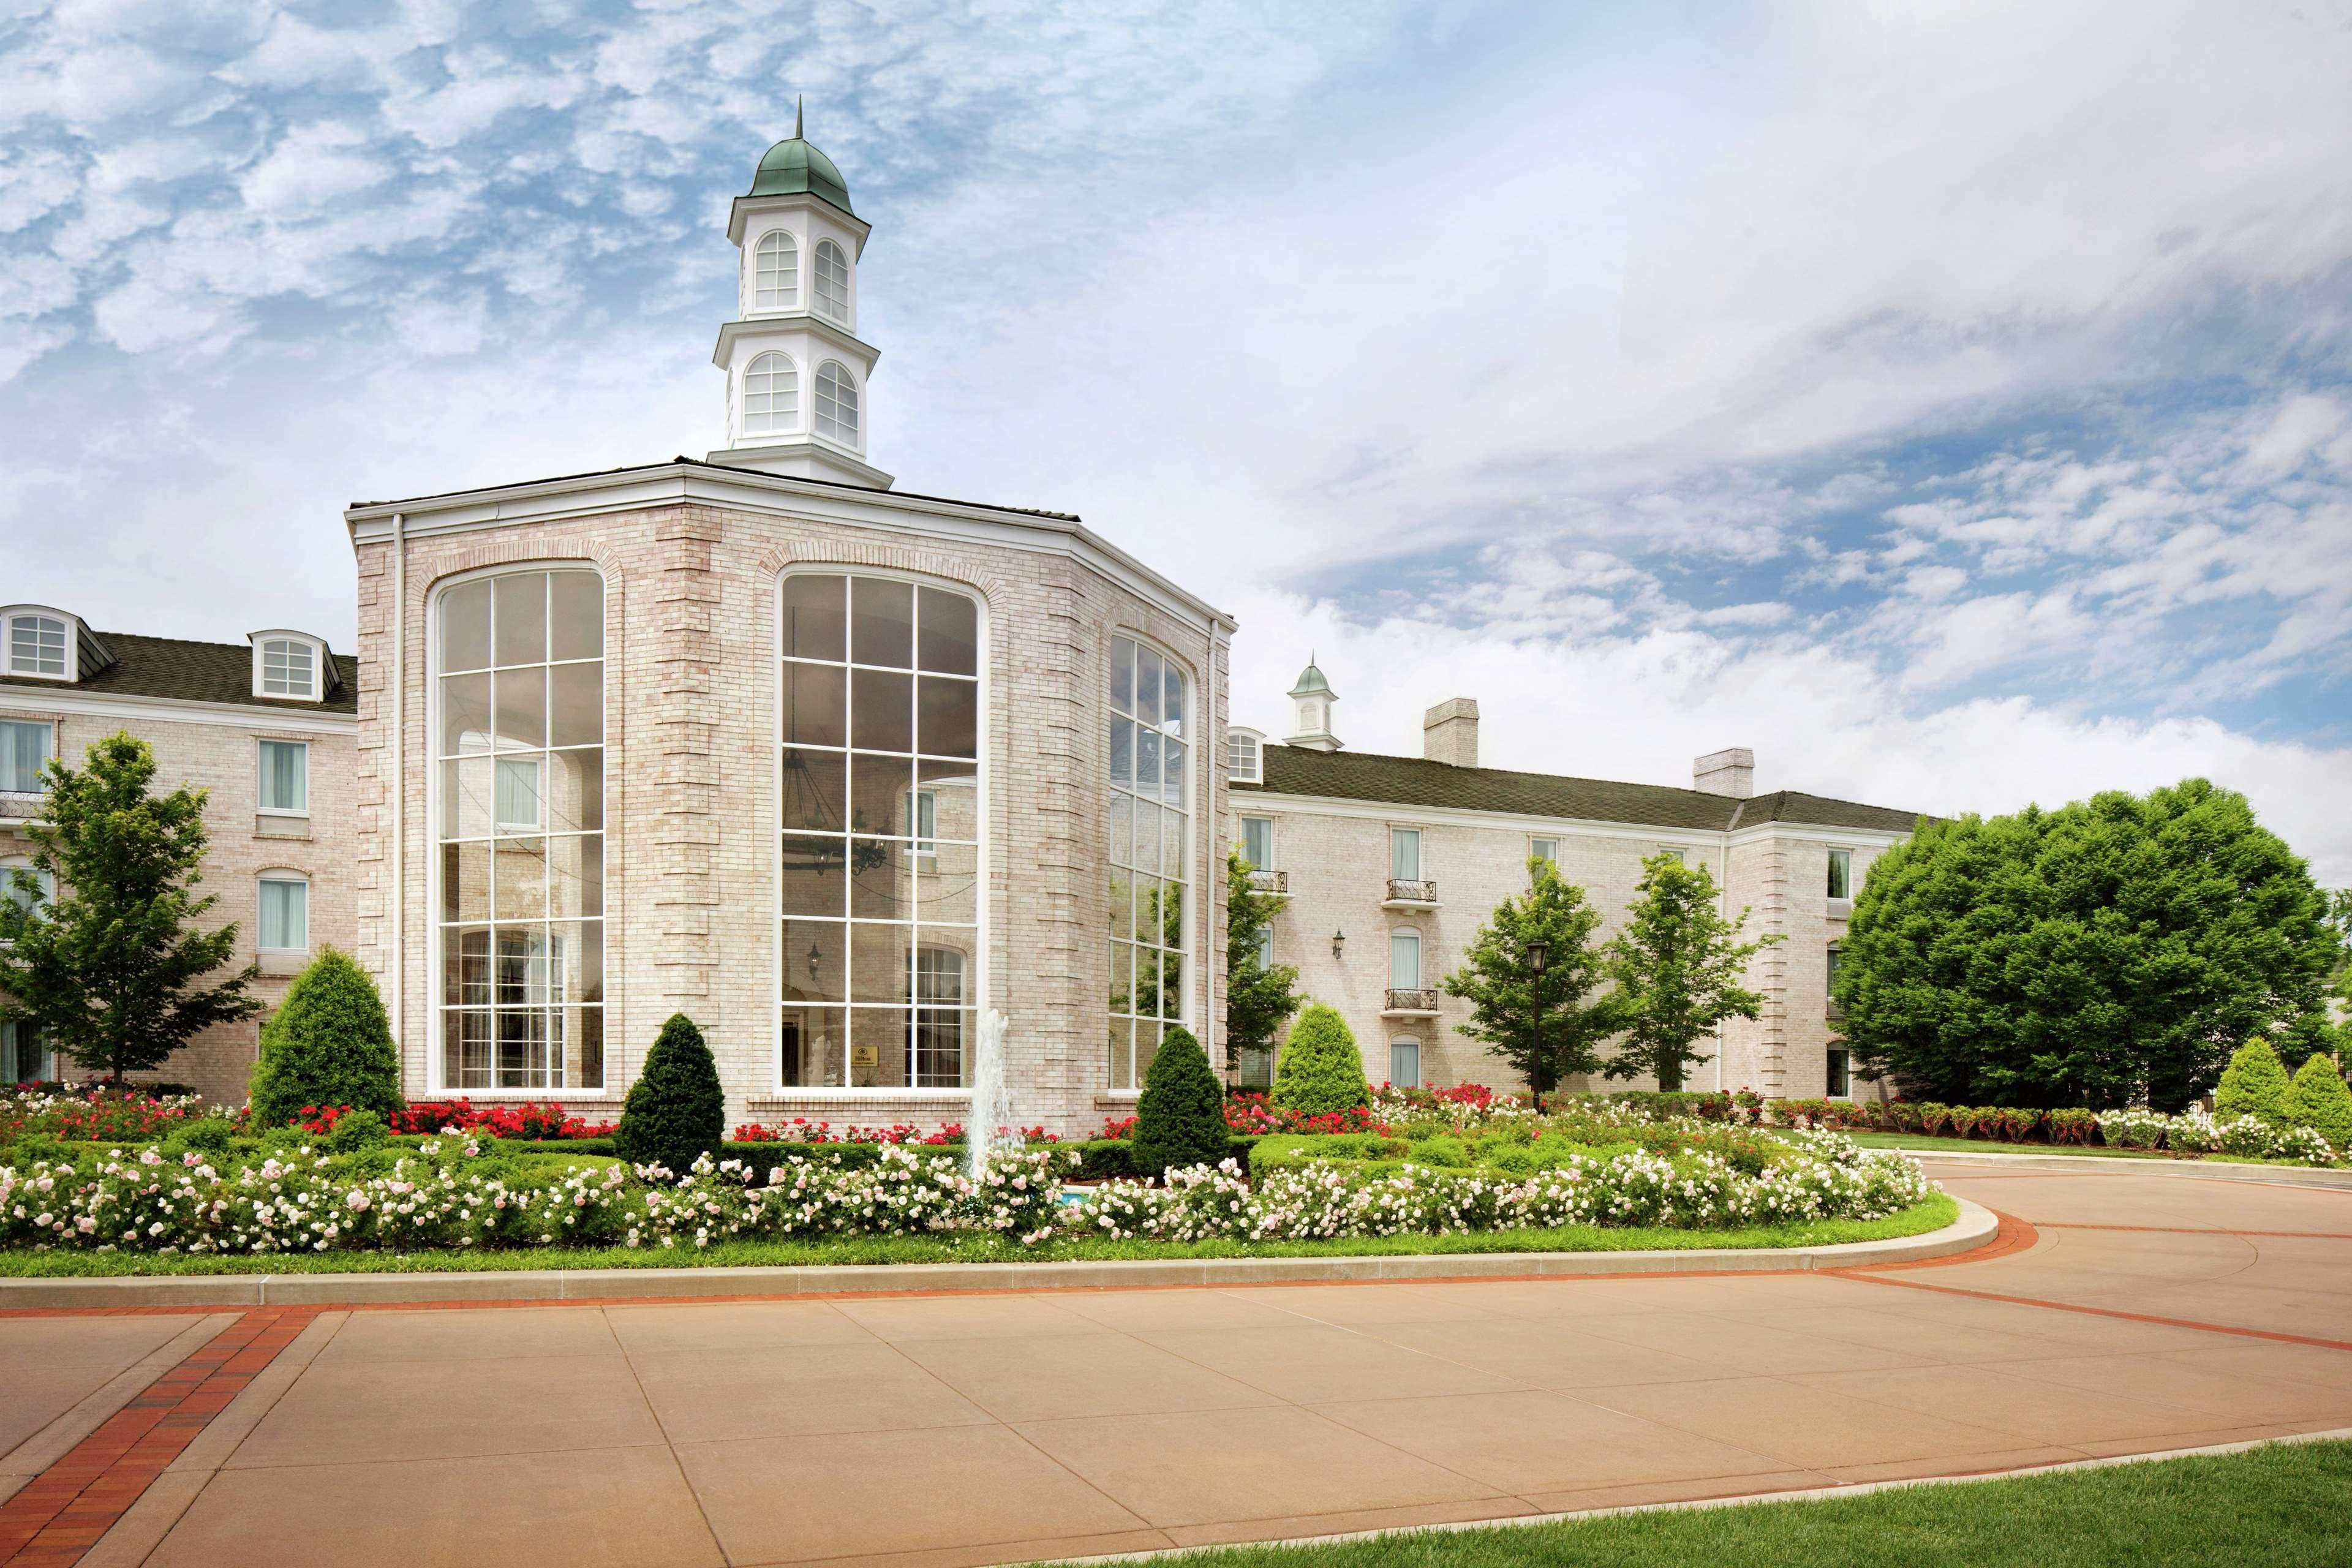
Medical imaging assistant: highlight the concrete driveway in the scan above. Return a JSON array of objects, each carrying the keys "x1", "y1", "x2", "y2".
[{"x1": 6, "y1": 1161, "x2": 2349, "y2": 1568}]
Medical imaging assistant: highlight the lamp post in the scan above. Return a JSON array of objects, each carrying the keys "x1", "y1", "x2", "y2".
[{"x1": 1524, "y1": 938, "x2": 1550, "y2": 1108}]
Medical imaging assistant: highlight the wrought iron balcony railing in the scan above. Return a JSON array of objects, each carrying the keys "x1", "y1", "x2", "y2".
[
  {"x1": 1385, "y1": 878, "x2": 1438, "y2": 904},
  {"x1": 1383, "y1": 987, "x2": 1440, "y2": 1013},
  {"x1": 1246, "y1": 867, "x2": 1287, "y2": 894}
]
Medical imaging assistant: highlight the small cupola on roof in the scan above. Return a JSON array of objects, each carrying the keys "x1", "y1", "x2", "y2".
[
  {"x1": 708, "y1": 99, "x2": 892, "y2": 491},
  {"x1": 1284, "y1": 654, "x2": 1341, "y2": 752}
]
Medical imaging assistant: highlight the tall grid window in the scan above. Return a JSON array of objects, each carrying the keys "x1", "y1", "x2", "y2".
[
  {"x1": 258, "y1": 875, "x2": 308, "y2": 952},
  {"x1": 815, "y1": 361, "x2": 859, "y2": 443},
  {"x1": 813, "y1": 238, "x2": 850, "y2": 322},
  {"x1": 435, "y1": 568, "x2": 606, "y2": 1091},
  {"x1": 7, "y1": 616, "x2": 66, "y2": 677},
  {"x1": 1107, "y1": 635, "x2": 1188, "y2": 1091},
  {"x1": 1, "y1": 721, "x2": 50, "y2": 794},
  {"x1": 1827, "y1": 848, "x2": 1853, "y2": 900},
  {"x1": 743, "y1": 351, "x2": 798, "y2": 436},
  {"x1": 778, "y1": 573, "x2": 981, "y2": 1090},
  {"x1": 257, "y1": 740, "x2": 307, "y2": 813},
  {"x1": 753, "y1": 229, "x2": 799, "y2": 311},
  {"x1": 260, "y1": 638, "x2": 316, "y2": 698}
]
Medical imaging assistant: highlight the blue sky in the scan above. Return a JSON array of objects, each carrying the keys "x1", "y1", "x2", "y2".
[{"x1": 3, "y1": 0, "x2": 2350, "y2": 881}]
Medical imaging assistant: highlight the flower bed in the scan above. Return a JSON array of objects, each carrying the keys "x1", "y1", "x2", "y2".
[
  {"x1": 0, "y1": 1085, "x2": 213, "y2": 1145},
  {"x1": 387, "y1": 1100, "x2": 619, "y2": 1139}
]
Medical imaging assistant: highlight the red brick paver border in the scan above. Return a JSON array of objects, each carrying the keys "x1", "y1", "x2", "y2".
[{"x1": 0, "y1": 1306, "x2": 320, "y2": 1568}]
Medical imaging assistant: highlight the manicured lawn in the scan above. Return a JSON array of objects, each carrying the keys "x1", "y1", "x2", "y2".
[
  {"x1": 1830, "y1": 1131, "x2": 2166, "y2": 1159},
  {"x1": 1162, "y1": 1439, "x2": 2352, "y2": 1568},
  {"x1": 0, "y1": 1194, "x2": 1957, "y2": 1276}
]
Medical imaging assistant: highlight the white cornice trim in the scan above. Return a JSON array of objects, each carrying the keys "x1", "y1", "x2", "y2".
[
  {"x1": 0, "y1": 685, "x2": 358, "y2": 736},
  {"x1": 1727, "y1": 820, "x2": 1910, "y2": 851},
  {"x1": 345, "y1": 462, "x2": 1238, "y2": 634},
  {"x1": 710, "y1": 315, "x2": 879, "y2": 370},
  {"x1": 1239, "y1": 788, "x2": 1913, "y2": 852}
]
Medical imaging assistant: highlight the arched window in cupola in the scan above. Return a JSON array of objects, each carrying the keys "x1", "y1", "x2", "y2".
[
  {"x1": 815, "y1": 361, "x2": 859, "y2": 444},
  {"x1": 813, "y1": 238, "x2": 850, "y2": 322},
  {"x1": 744, "y1": 351, "x2": 799, "y2": 436},
  {"x1": 752, "y1": 230, "x2": 799, "y2": 312}
]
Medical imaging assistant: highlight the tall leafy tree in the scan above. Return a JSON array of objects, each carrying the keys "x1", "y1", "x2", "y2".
[
  {"x1": 1836, "y1": 779, "x2": 2339, "y2": 1112},
  {"x1": 1441, "y1": 858, "x2": 1621, "y2": 1098},
  {"x1": 0, "y1": 733, "x2": 262, "y2": 1081},
  {"x1": 1602, "y1": 853, "x2": 1778, "y2": 1091},
  {"x1": 1224, "y1": 847, "x2": 1302, "y2": 1074}
]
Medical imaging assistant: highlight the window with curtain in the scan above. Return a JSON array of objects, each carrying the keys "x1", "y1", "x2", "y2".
[
  {"x1": 813, "y1": 239, "x2": 850, "y2": 321},
  {"x1": 258, "y1": 876, "x2": 308, "y2": 952},
  {"x1": 1108, "y1": 634, "x2": 1189, "y2": 1091},
  {"x1": 1, "y1": 1019, "x2": 53, "y2": 1084},
  {"x1": 1390, "y1": 827, "x2": 1421, "y2": 881},
  {"x1": 1389, "y1": 928, "x2": 1420, "y2": 989},
  {"x1": 815, "y1": 361, "x2": 859, "y2": 443},
  {"x1": 435, "y1": 568, "x2": 606, "y2": 1091},
  {"x1": 778, "y1": 572, "x2": 982, "y2": 1091},
  {"x1": 1827, "y1": 848, "x2": 1852, "y2": 900},
  {"x1": 1529, "y1": 836, "x2": 1558, "y2": 867},
  {"x1": 1389, "y1": 1039, "x2": 1422, "y2": 1088},
  {"x1": 743, "y1": 350, "x2": 798, "y2": 436},
  {"x1": 0, "y1": 720, "x2": 49, "y2": 794},
  {"x1": 7, "y1": 616, "x2": 67, "y2": 677},
  {"x1": 1240, "y1": 815, "x2": 1273, "y2": 870},
  {"x1": 753, "y1": 229, "x2": 799, "y2": 311},
  {"x1": 260, "y1": 638, "x2": 316, "y2": 698},
  {"x1": 257, "y1": 740, "x2": 307, "y2": 813},
  {"x1": 2, "y1": 859, "x2": 51, "y2": 921}
]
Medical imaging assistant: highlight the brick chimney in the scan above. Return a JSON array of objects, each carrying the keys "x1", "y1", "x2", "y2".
[
  {"x1": 1693, "y1": 747, "x2": 1754, "y2": 798},
  {"x1": 1422, "y1": 698, "x2": 1479, "y2": 768}
]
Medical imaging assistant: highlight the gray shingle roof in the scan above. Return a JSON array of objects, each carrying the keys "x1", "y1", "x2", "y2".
[
  {"x1": 1235, "y1": 745, "x2": 1924, "y2": 834},
  {"x1": 0, "y1": 633, "x2": 358, "y2": 715}
]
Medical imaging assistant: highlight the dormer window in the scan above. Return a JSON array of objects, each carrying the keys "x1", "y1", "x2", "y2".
[
  {"x1": 1226, "y1": 727, "x2": 1263, "y2": 784},
  {"x1": 814, "y1": 238, "x2": 850, "y2": 322},
  {"x1": 249, "y1": 631, "x2": 332, "y2": 702},
  {"x1": 5, "y1": 614, "x2": 67, "y2": 679}
]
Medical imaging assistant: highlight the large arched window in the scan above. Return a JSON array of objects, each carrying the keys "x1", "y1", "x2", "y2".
[
  {"x1": 778, "y1": 571, "x2": 982, "y2": 1091},
  {"x1": 743, "y1": 351, "x2": 799, "y2": 437},
  {"x1": 434, "y1": 567, "x2": 606, "y2": 1092},
  {"x1": 815, "y1": 361, "x2": 859, "y2": 445},
  {"x1": 813, "y1": 239, "x2": 850, "y2": 322},
  {"x1": 1107, "y1": 635, "x2": 1189, "y2": 1090},
  {"x1": 752, "y1": 229, "x2": 799, "y2": 312}
]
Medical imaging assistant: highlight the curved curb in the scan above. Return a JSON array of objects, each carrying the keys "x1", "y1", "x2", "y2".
[
  {"x1": 1909, "y1": 1149, "x2": 2352, "y2": 1189},
  {"x1": 0, "y1": 1200, "x2": 2000, "y2": 1311}
]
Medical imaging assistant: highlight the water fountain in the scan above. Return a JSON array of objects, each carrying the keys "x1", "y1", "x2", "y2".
[{"x1": 967, "y1": 1008, "x2": 1015, "y2": 1182}]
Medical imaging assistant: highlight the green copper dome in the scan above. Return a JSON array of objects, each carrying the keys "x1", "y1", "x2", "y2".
[
  {"x1": 1289, "y1": 655, "x2": 1335, "y2": 697},
  {"x1": 747, "y1": 104, "x2": 853, "y2": 214}
]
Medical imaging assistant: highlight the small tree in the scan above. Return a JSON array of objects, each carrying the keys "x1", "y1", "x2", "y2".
[
  {"x1": 616, "y1": 1013, "x2": 725, "y2": 1174},
  {"x1": 0, "y1": 733, "x2": 262, "y2": 1082},
  {"x1": 1132, "y1": 1026, "x2": 1228, "y2": 1177},
  {"x1": 248, "y1": 948, "x2": 402, "y2": 1127},
  {"x1": 1271, "y1": 1002, "x2": 1368, "y2": 1113},
  {"x1": 1602, "y1": 853, "x2": 1780, "y2": 1091},
  {"x1": 2286, "y1": 1052, "x2": 2352, "y2": 1145},
  {"x1": 2215, "y1": 1038, "x2": 2293, "y2": 1125},
  {"x1": 1442, "y1": 859, "x2": 1621, "y2": 1099},
  {"x1": 1226, "y1": 848, "x2": 1302, "y2": 1075}
]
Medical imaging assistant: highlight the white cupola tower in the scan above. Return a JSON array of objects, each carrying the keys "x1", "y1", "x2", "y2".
[
  {"x1": 708, "y1": 101, "x2": 892, "y2": 489},
  {"x1": 1284, "y1": 654, "x2": 1341, "y2": 752}
]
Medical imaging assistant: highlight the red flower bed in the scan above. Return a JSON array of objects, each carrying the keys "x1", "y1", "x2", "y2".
[
  {"x1": 384, "y1": 1099, "x2": 617, "y2": 1139},
  {"x1": 728, "y1": 1118, "x2": 1056, "y2": 1145},
  {"x1": 15, "y1": 1086, "x2": 205, "y2": 1143},
  {"x1": 1098, "y1": 1094, "x2": 1390, "y2": 1140}
]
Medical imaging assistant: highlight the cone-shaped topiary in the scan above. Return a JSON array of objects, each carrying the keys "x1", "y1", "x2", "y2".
[
  {"x1": 1131, "y1": 1027, "x2": 1227, "y2": 1178},
  {"x1": 616, "y1": 1013, "x2": 725, "y2": 1175},
  {"x1": 247, "y1": 947, "x2": 403, "y2": 1128},
  {"x1": 2214, "y1": 1037, "x2": 2293, "y2": 1125},
  {"x1": 1270, "y1": 1002, "x2": 1368, "y2": 1114},
  {"x1": 2286, "y1": 1052, "x2": 2352, "y2": 1145}
]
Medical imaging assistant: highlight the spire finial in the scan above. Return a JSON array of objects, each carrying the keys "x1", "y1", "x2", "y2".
[{"x1": 794, "y1": 95, "x2": 804, "y2": 139}]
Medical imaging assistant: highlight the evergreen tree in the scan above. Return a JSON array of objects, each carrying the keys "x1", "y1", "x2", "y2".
[
  {"x1": 1270, "y1": 1003, "x2": 1368, "y2": 1114},
  {"x1": 248, "y1": 948, "x2": 402, "y2": 1126},
  {"x1": 2286, "y1": 1052, "x2": 2352, "y2": 1146},
  {"x1": 1225, "y1": 847, "x2": 1302, "y2": 1074},
  {"x1": 1602, "y1": 853, "x2": 1779, "y2": 1091},
  {"x1": 0, "y1": 733, "x2": 261, "y2": 1081},
  {"x1": 1441, "y1": 858, "x2": 1622, "y2": 1098},
  {"x1": 1838, "y1": 782, "x2": 2337, "y2": 1110},
  {"x1": 2214, "y1": 1038, "x2": 2293, "y2": 1125},
  {"x1": 616, "y1": 1014, "x2": 725, "y2": 1174},
  {"x1": 1131, "y1": 1026, "x2": 1229, "y2": 1177}
]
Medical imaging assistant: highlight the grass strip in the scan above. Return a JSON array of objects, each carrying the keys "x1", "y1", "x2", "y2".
[
  {"x1": 1150, "y1": 1438, "x2": 2352, "y2": 1568},
  {"x1": 0, "y1": 1195, "x2": 1956, "y2": 1277}
]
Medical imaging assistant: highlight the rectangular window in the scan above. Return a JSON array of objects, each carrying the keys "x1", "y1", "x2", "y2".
[
  {"x1": 494, "y1": 756, "x2": 541, "y2": 832},
  {"x1": 257, "y1": 740, "x2": 307, "y2": 813},
  {"x1": 1827, "y1": 848, "x2": 1853, "y2": 900},
  {"x1": 905, "y1": 789, "x2": 937, "y2": 858},
  {"x1": 1107, "y1": 633, "x2": 1188, "y2": 1091},
  {"x1": 1, "y1": 1019, "x2": 53, "y2": 1084},
  {"x1": 1251, "y1": 926, "x2": 1273, "y2": 968},
  {"x1": 1827, "y1": 944, "x2": 1842, "y2": 998},
  {"x1": 1240, "y1": 815, "x2": 1274, "y2": 870},
  {"x1": 1529, "y1": 836, "x2": 1558, "y2": 872},
  {"x1": 1389, "y1": 1039, "x2": 1422, "y2": 1088},
  {"x1": 1826, "y1": 1047, "x2": 1851, "y2": 1098},
  {"x1": 1389, "y1": 928, "x2": 1421, "y2": 989},
  {"x1": 0, "y1": 720, "x2": 50, "y2": 794},
  {"x1": 258, "y1": 878, "x2": 308, "y2": 952},
  {"x1": 1659, "y1": 846, "x2": 1687, "y2": 867},
  {"x1": 1390, "y1": 827, "x2": 1421, "y2": 881}
]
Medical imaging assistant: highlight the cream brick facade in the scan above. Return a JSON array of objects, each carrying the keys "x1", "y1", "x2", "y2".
[{"x1": 1, "y1": 676, "x2": 359, "y2": 1104}]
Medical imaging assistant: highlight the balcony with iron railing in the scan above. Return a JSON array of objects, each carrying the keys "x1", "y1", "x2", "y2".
[
  {"x1": 1245, "y1": 867, "x2": 1288, "y2": 895},
  {"x1": 1382, "y1": 878, "x2": 1438, "y2": 908},
  {"x1": 1382, "y1": 987, "x2": 1441, "y2": 1016}
]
